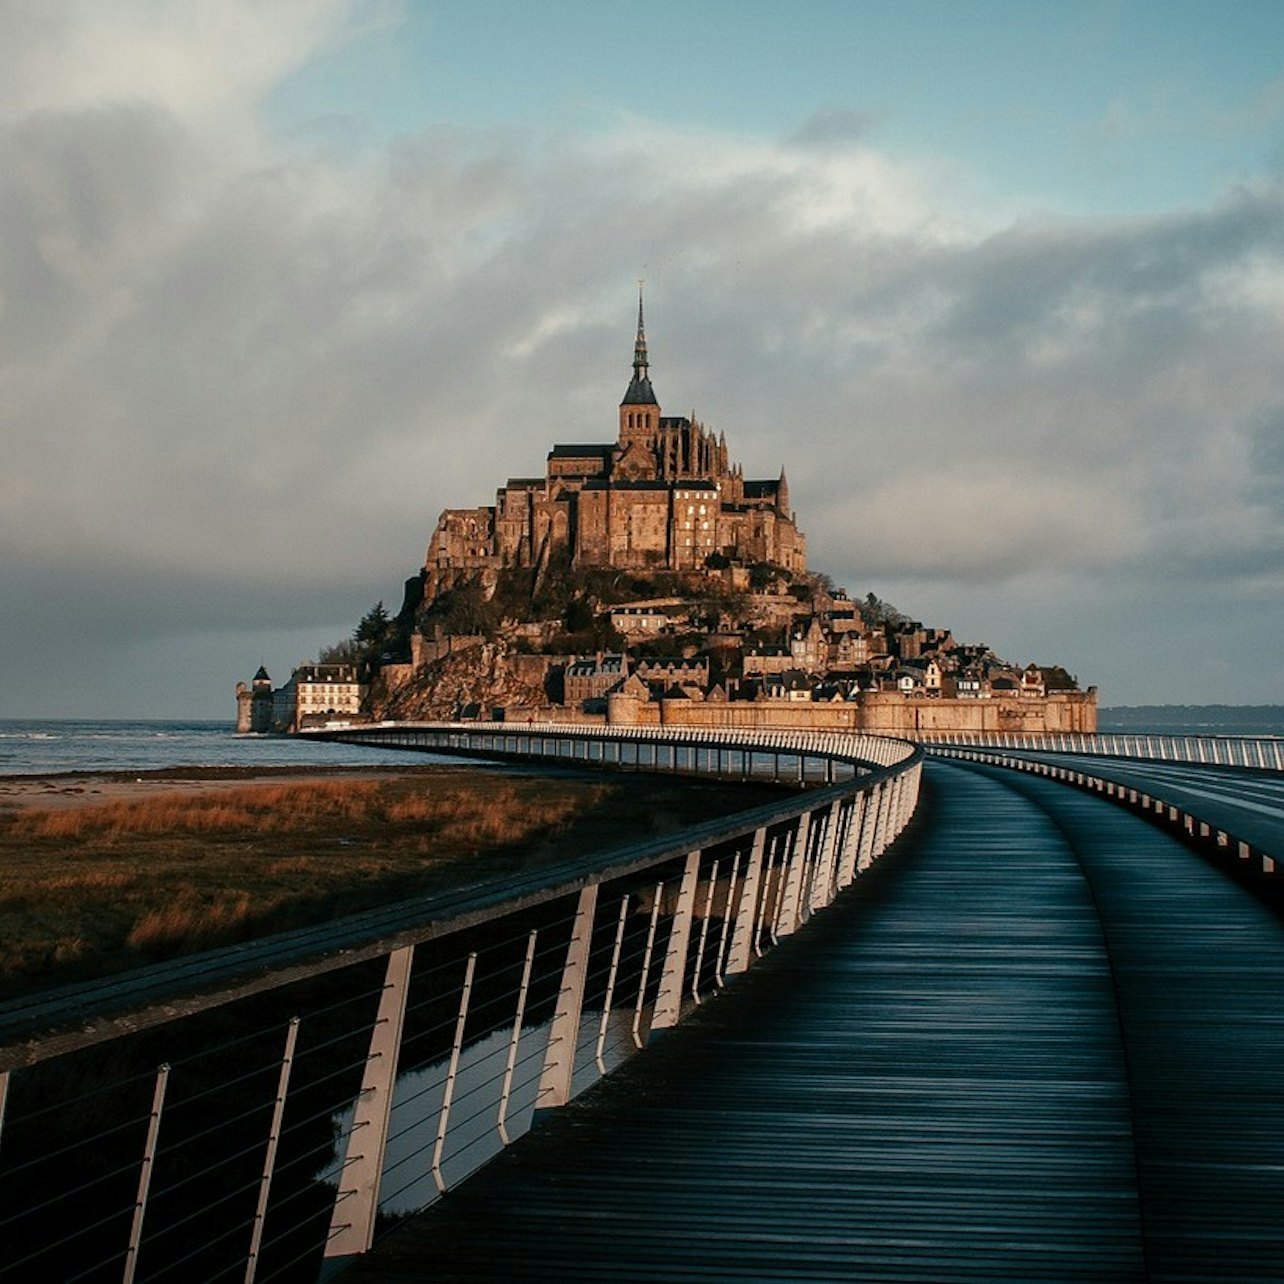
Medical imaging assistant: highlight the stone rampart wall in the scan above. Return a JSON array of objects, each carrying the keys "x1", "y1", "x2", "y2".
[{"x1": 606, "y1": 690, "x2": 1097, "y2": 736}]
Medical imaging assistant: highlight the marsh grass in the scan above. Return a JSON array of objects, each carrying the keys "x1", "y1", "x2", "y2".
[{"x1": 0, "y1": 770, "x2": 777, "y2": 1000}]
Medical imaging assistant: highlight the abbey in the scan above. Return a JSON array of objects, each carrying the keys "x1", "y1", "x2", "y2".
[{"x1": 424, "y1": 296, "x2": 806, "y2": 596}]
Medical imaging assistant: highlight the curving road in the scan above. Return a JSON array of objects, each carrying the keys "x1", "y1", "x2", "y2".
[
  {"x1": 345, "y1": 756, "x2": 1284, "y2": 1282},
  {"x1": 957, "y1": 750, "x2": 1284, "y2": 866}
]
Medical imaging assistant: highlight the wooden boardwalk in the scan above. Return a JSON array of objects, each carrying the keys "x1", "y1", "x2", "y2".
[{"x1": 343, "y1": 759, "x2": 1284, "y2": 1282}]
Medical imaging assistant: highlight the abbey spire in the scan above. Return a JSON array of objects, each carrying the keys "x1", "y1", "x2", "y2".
[{"x1": 620, "y1": 284, "x2": 657, "y2": 407}]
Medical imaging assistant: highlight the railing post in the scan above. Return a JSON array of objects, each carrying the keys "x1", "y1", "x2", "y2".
[
  {"x1": 652, "y1": 850, "x2": 701, "y2": 1036},
  {"x1": 632, "y1": 885, "x2": 664, "y2": 1047},
  {"x1": 122, "y1": 1063, "x2": 169, "y2": 1284},
  {"x1": 835, "y1": 793, "x2": 865, "y2": 888},
  {"x1": 775, "y1": 812, "x2": 812, "y2": 938},
  {"x1": 862, "y1": 782, "x2": 883, "y2": 865},
  {"x1": 326, "y1": 945, "x2": 414, "y2": 1260},
  {"x1": 726, "y1": 827, "x2": 767, "y2": 975},
  {"x1": 499, "y1": 930, "x2": 538, "y2": 1142},
  {"x1": 855, "y1": 786, "x2": 878, "y2": 873},
  {"x1": 244, "y1": 1018, "x2": 299, "y2": 1284},
  {"x1": 809, "y1": 804, "x2": 842, "y2": 912},
  {"x1": 713, "y1": 852, "x2": 742, "y2": 986},
  {"x1": 691, "y1": 858, "x2": 720, "y2": 1004},
  {"x1": 536, "y1": 886, "x2": 599, "y2": 1111},
  {"x1": 431, "y1": 952, "x2": 478, "y2": 1194},
  {"x1": 870, "y1": 781, "x2": 891, "y2": 860},
  {"x1": 764, "y1": 835, "x2": 788, "y2": 950},
  {"x1": 797, "y1": 806, "x2": 824, "y2": 916},
  {"x1": 889, "y1": 773, "x2": 907, "y2": 836},
  {"x1": 906, "y1": 762, "x2": 922, "y2": 821},
  {"x1": 594, "y1": 900, "x2": 630, "y2": 1072},
  {"x1": 887, "y1": 773, "x2": 903, "y2": 842}
]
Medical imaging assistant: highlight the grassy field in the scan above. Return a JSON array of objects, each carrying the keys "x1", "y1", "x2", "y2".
[{"x1": 0, "y1": 767, "x2": 778, "y2": 1001}]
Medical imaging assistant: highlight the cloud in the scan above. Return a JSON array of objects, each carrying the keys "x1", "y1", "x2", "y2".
[
  {"x1": 4, "y1": 5, "x2": 1284, "y2": 711},
  {"x1": 0, "y1": 0, "x2": 372, "y2": 126}
]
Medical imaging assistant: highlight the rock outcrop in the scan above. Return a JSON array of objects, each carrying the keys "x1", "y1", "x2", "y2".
[{"x1": 373, "y1": 639, "x2": 553, "y2": 722}]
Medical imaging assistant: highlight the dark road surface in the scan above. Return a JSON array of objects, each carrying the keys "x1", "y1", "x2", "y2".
[{"x1": 973, "y1": 749, "x2": 1284, "y2": 866}]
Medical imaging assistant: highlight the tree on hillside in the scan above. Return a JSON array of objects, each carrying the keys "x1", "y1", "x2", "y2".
[
  {"x1": 356, "y1": 602, "x2": 392, "y2": 648},
  {"x1": 423, "y1": 579, "x2": 500, "y2": 638},
  {"x1": 314, "y1": 603, "x2": 396, "y2": 670},
  {"x1": 861, "y1": 593, "x2": 907, "y2": 628},
  {"x1": 318, "y1": 638, "x2": 361, "y2": 665}
]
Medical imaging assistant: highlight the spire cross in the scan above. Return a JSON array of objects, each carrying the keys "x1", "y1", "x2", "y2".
[{"x1": 633, "y1": 280, "x2": 648, "y2": 376}]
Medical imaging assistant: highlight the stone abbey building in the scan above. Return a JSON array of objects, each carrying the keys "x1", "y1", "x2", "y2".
[{"x1": 424, "y1": 296, "x2": 806, "y2": 596}]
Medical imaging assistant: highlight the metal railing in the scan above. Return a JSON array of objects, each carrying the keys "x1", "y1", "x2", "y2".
[
  {"x1": 0, "y1": 724, "x2": 920, "y2": 1283},
  {"x1": 917, "y1": 728, "x2": 1284, "y2": 771},
  {"x1": 304, "y1": 719, "x2": 918, "y2": 777}
]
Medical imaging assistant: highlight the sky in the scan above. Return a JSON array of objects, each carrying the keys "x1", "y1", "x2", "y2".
[{"x1": 3, "y1": 0, "x2": 1284, "y2": 719}]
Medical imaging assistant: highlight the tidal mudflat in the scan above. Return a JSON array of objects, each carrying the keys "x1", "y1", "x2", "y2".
[{"x1": 0, "y1": 764, "x2": 780, "y2": 1001}]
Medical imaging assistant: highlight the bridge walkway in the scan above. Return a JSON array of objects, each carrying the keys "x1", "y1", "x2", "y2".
[
  {"x1": 997, "y1": 750, "x2": 1284, "y2": 864},
  {"x1": 342, "y1": 758, "x2": 1284, "y2": 1282}
]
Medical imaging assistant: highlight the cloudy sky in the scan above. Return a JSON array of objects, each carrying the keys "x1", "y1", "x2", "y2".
[{"x1": 4, "y1": 0, "x2": 1284, "y2": 718}]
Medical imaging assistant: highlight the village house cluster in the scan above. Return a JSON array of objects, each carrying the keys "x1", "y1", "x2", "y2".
[{"x1": 557, "y1": 590, "x2": 1082, "y2": 714}]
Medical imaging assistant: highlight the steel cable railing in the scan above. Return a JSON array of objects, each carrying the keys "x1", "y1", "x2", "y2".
[
  {"x1": 918, "y1": 728, "x2": 1284, "y2": 771},
  {"x1": 0, "y1": 724, "x2": 920, "y2": 1281}
]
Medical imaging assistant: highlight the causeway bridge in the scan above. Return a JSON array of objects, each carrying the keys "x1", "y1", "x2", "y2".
[{"x1": 2, "y1": 723, "x2": 1283, "y2": 1281}]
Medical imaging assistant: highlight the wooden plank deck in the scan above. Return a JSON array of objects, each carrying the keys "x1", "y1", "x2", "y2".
[{"x1": 341, "y1": 759, "x2": 1284, "y2": 1282}]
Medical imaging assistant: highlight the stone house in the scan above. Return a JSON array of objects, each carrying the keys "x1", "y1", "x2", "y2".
[
  {"x1": 1021, "y1": 664, "x2": 1047, "y2": 698},
  {"x1": 272, "y1": 664, "x2": 365, "y2": 732},
  {"x1": 743, "y1": 644, "x2": 793, "y2": 677},
  {"x1": 607, "y1": 599, "x2": 691, "y2": 637},
  {"x1": 563, "y1": 654, "x2": 628, "y2": 709},
  {"x1": 789, "y1": 616, "x2": 831, "y2": 672},
  {"x1": 764, "y1": 669, "x2": 816, "y2": 702},
  {"x1": 634, "y1": 656, "x2": 710, "y2": 689}
]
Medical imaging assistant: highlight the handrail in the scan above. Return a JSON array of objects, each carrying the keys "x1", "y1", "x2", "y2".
[
  {"x1": 918, "y1": 728, "x2": 1284, "y2": 771},
  {"x1": 0, "y1": 724, "x2": 922, "y2": 1282}
]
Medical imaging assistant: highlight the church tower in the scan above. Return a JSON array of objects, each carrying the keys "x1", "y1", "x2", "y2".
[{"x1": 619, "y1": 286, "x2": 659, "y2": 446}]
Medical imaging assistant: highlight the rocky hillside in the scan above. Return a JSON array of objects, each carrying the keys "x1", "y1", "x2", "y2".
[{"x1": 373, "y1": 639, "x2": 551, "y2": 721}]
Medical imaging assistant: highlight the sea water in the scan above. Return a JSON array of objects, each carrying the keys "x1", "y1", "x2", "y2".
[
  {"x1": 1097, "y1": 706, "x2": 1284, "y2": 737},
  {"x1": 0, "y1": 718, "x2": 449, "y2": 775}
]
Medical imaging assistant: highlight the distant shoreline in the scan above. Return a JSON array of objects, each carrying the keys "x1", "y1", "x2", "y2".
[{"x1": 1098, "y1": 704, "x2": 1284, "y2": 733}]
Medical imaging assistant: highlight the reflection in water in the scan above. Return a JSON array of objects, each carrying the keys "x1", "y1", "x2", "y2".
[{"x1": 322, "y1": 1009, "x2": 636, "y2": 1216}]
